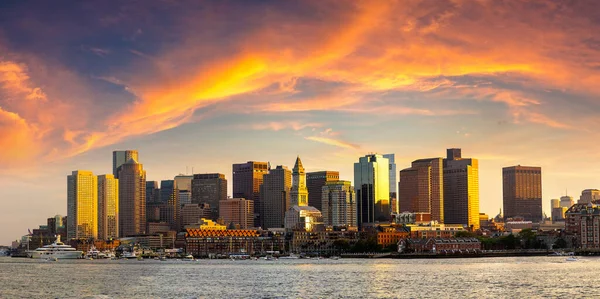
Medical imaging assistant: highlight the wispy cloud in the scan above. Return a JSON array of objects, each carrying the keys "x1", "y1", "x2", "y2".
[
  {"x1": 305, "y1": 136, "x2": 359, "y2": 150},
  {"x1": 251, "y1": 121, "x2": 323, "y2": 131}
]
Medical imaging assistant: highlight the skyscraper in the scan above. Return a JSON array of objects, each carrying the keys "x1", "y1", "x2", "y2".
[
  {"x1": 579, "y1": 189, "x2": 600, "y2": 205},
  {"x1": 354, "y1": 154, "x2": 390, "y2": 227},
  {"x1": 174, "y1": 174, "x2": 193, "y2": 205},
  {"x1": 145, "y1": 181, "x2": 160, "y2": 222},
  {"x1": 321, "y1": 180, "x2": 357, "y2": 227},
  {"x1": 290, "y1": 156, "x2": 308, "y2": 206},
  {"x1": 398, "y1": 157, "x2": 444, "y2": 222},
  {"x1": 233, "y1": 161, "x2": 269, "y2": 226},
  {"x1": 112, "y1": 150, "x2": 139, "y2": 178},
  {"x1": 98, "y1": 174, "x2": 119, "y2": 240},
  {"x1": 383, "y1": 154, "x2": 397, "y2": 213},
  {"x1": 306, "y1": 171, "x2": 339, "y2": 210},
  {"x1": 502, "y1": 165, "x2": 542, "y2": 222},
  {"x1": 260, "y1": 165, "x2": 292, "y2": 229},
  {"x1": 159, "y1": 180, "x2": 179, "y2": 230},
  {"x1": 67, "y1": 170, "x2": 98, "y2": 240},
  {"x1": 219, "y1": 198, "x2": 254, "y2": 229},
  {"x1": 560, "y1": 195, "x2": 574, "y2": 208},
  {"x1": 118, "y1": 158, "x2": 146, "y2": 237},
  {"x1": 443, "y1": 149, "x2": 480, "y2": 229},
  {"x1": 551, "y1": 198, "x2": 560, "y2": 209},
  {"x1": 191, "y1": 173, "x2": 227, "y2": 219}
]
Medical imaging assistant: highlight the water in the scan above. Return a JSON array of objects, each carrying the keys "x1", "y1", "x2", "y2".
[{"x1": 0, "y1": 256, "x2": 596, "y2": 298}]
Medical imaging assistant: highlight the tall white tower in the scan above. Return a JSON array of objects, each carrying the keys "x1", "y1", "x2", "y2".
[{"x1": 290, "y1": 156, "x2": 308, "y2": 206}]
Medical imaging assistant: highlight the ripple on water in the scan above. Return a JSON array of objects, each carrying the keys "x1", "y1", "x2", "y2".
[{"x1": 0, "y1": 256, "x2": 597, "y2": 298}]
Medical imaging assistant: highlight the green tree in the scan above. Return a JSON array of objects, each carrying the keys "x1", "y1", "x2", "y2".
[
  {"x1": 517, "y1": 229, "x2": 537, "y2": 249},
  {"x1": 553, "y1": 238, "x2": 568, "y2": 249}
]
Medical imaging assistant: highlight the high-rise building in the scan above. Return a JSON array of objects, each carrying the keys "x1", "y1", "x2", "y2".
[
  {"x1": 98, "y1": 174, "x2": 119, "y2": 240},
  {"x1": 321, "y1": 180, "x2": 357, "y2": 227},
  {"x1": 191, "y1": 173, "x2": 227, "y2": 219},
  {"x1": 219, "y1": 198, "x2": 254, "y2": 229},
  {"x1": 175, "y1": 174, "x2": 193, "y2": 205},
  {"x1": 383, "y1": 154, "x2": 397, "y2": 213},
  {"x1": 579, "y1": 189, "x2": 600, "y2": 205},
  {"x1": 260, "y1": 165, "x2": 292, "y2": 229},
  {"x1": 443, "y1": 149, "x2": 480, "y2": 229},
  {"x1": 145, "y1": 181, "x2": 159, "y2": 203},
  {"x1": 159, "y1": 180, "x2": 179, "y2": 231},
  {"x1": 180, "y1": 203, "x2": 212, "y2": 228},
  {"x1": 551, "y1": 199, "x2": 560, "y2": 209},
  {"x1": 233, "y1": 161, "x2": 269, "y2": 226},
  {"x1": 174, "y1": 174, "x2": 193, "y2": 192},
  {"x1": 67, "y1": 170, "x2": 98, "y2": 240},
  {"x1": 398, "y1": 157, "x2": 444, "y2": 222},
  {"x1": 502, "y1": 166, "x2": 542, "y2": 222},
  {"x1": 290, "y1": 156, "x2": 309, "y2": 206},
  {"x1": 145, "y1": 181, "x2": 160, "y2": 222},
  {"x1": 179, "y1": 190, "x2": 192, "y2": 205},
  {"x1": 118, "y1": 158, "x2": 146, "y2": 237},
  {"x1": 284, "y1": 206, "x2": 323, "y2": 231},
  {"x1": 112, "y1": 150, "x2": 139, "y2": 178},
  {"x1": 354, "y1": 154, "x2": 390, "y2": 227},
  {"x1": 306, "y1": 171, "x2": 339, "y2": 210},
  {"x1": 561, "y1": 195, "x2": 574, "y2": 208}
]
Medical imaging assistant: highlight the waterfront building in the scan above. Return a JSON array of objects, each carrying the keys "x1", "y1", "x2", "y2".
[
  {"x1": 443, "y1": 149, "x2": 480, "y2": 229},
  {"x1": 290, "y1": 230, "x2": 364, "y2": 255},
  {"x1": 67, "y1": 170, "x2": 98, "y2": 240},
  {"x1": 306, "y1": 171, "x2": 339, "y2": 210},
  {"x1": 399, "y1": 238, "x2": 481, "y2": 253},
  {"x1": 118, "y1": 158, "x2": 146, "y2": 237},
  {"x1": 191, "y1": 173, "x2": 227, "y2": 219},
  {"x1": 219, "y1": 198, "x2": 254, "y2": 229},
  {"x1": 561, "y1": 196, "x2": 575, "y2": 208},
  {"x1": 405, "y1": 223, "x2": 466, "y2": 238},
  {"x1": 354, "y1": 154, "x2": 390, "y2": 227},
  {"x1": 260, "y1": 165, "x2": 292, "y2": 229},
  {"x1": 383, "y1": 154, "x2": 397, "y2": 214},
  {"x1": 321, "y1": 180, "x2": 357, "y2": 227},
  {"x1": 377, "y1": 227, "x2": 409, "y2": 247},
  {"x1": 398, "y1": 157, "x2": 444, "y2": 222},
  {"x1": 185, "y1": 228, "x2": 286, "y2": 257},
  {"x1": 284, "y1": 206, "x2": 324, "y2": 231},
  {"x1": 159, "y1": 180, "x2": 179, "y2": 231},
  {"x1": 577, "y1": 204, "x2": 600, "y2": 250},
  {"x1": 112, "y1": 150, "x2": 138, "y2": 178},
  {"x1": 233, "y1": 161, "x2": 270, "y2": 226},
  {"x1": 502, "y1": 165, "x2": 542, "y2": 222},
  {"x1": 98, "y1": 174, "x2": 119, "y2": 240},
  {"x1": 579, "y1": 189, "x2": 600, "y2": 205}
]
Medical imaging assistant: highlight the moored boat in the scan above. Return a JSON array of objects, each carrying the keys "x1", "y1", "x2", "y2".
[{"x1": 27, "y1": 235, "x2": 83, "y2": 259}]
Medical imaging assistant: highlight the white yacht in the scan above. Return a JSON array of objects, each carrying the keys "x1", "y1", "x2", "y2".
[{"x1": 28, "y1": 235, "x2": 83, "y2": 259}]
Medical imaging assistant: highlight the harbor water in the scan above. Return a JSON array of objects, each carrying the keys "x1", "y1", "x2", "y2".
[{"x1": 0, "y1": 256, "x2": 596, "y2": 298}]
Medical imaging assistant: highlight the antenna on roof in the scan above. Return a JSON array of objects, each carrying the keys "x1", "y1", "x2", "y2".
[{"x1": 186, "y1": 166, "x2": 188, "y2": 175}]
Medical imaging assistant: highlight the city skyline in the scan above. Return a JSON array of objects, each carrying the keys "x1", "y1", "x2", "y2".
[{"x1": 2, "y1": 1, "x2": 600, "y2": 244}]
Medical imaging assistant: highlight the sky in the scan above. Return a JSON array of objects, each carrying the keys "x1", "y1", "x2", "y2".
[{"x1": 1, "y1": 0, "x2": 600, "y2": 245}]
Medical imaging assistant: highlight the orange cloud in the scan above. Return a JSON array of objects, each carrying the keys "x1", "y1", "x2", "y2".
[
  {"x1": 305, "y1": 136, "x2": 359, "y2": 150},
  {"x1": 2, "y1": 1, "x2": 600, "y2": 167}
]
